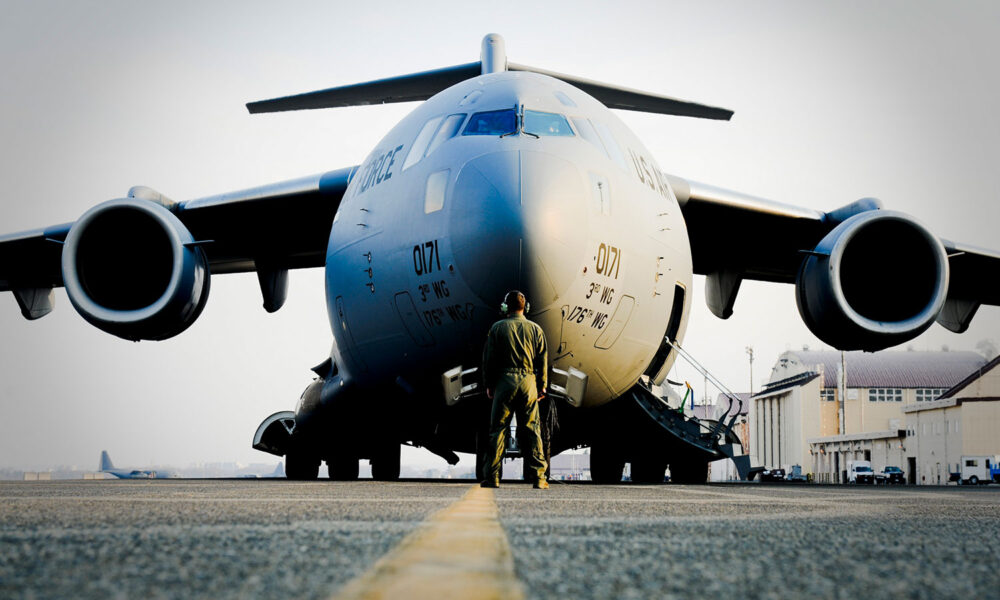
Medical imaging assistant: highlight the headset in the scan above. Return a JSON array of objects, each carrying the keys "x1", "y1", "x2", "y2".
[{"x1": 500, "y1": 290, "x2": 529, "y2": 316}]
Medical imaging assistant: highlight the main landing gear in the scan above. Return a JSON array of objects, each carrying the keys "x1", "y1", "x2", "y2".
[
  {"x1": 282, "y1": 443, "x2": 400, "y2": 482},
  {"x1": 285, "y1": 447, "x2": 320, "y2": 480}
]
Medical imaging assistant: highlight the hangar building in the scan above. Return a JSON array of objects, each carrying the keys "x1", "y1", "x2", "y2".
[
  {"x1": 899, "y1": 355, "x2": 1000, "y2": 484},
  {"x1": 750, "y1": 350, "x2": 986, "y2": 481}
]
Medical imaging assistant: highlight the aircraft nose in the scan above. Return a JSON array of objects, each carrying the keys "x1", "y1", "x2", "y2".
[{"x1": 449, "y1": 149, "x2": 587, "y2": 310}]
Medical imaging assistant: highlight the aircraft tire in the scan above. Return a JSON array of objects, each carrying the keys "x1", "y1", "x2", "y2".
[
  {"x1": 371, "y1": 444, "x2": 401, "y2": 481},
  {"x1": 285, "y1": 450, "x2": 320, "y2": 480},
  {"x1": 670, "y1": 459, "x2": 709, "y2": 484},
  {"x1": 328, "y1": 454, "x2": 360, "y2": 481},
  {"x1": 631, "y1": 457, "x2": 668, "y2": 484},
  {"x1": 590, "y1": 444, "x2": 625, "y2": 484}
]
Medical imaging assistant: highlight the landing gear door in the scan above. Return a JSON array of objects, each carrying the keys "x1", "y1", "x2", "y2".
[{"x1": 252, "y1": 411, "x2": 296, "y2": 457}]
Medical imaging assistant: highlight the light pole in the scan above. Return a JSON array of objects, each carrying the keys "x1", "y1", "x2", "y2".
[{"x1": 745, "y1": 345, "x2": 755, "y2": 470}]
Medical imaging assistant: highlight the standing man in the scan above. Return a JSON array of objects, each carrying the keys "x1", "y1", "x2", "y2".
[{"x1": 481, "y1": 290, "x2": 549, "y2": 489}]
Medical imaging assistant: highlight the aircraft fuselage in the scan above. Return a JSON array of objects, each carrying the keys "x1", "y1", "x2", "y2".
[{"x1": 325, "y1": 72, "x2": 692, "y2": 407}]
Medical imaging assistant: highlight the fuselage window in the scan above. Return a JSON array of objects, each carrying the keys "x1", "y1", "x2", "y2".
[
  {"x1": 425, "y1": 169, "x2": 449, "y2": 214},
  {"x1": 462, "y1": 109, "x2": 517, "y2": 136},
  {"x1": 593, "y1": 121, "x2": 628, "y2": 170},
  {"x1": 425, "y1": 113, "x2": 466, "y2": 156},
  {"x1": 523, "y1": 110, "x2": 574, "y2": 137},
  {"x1": 403, "y1": 116, "x2": 443, "y2": 171},
  {"x1": 572, "y1": 118, "x2": 608, "y2": 159}
]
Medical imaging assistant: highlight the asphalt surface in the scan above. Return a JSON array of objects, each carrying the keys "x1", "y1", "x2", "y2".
[
  {"x1": 2, "y1": 480, "x2": 999, "y2": 599},
  {"x1": 497, "y1": 483, "x2": 1000, "y2": 600}
]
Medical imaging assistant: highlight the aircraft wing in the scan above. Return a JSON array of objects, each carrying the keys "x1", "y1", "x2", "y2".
[
  {"x1": 669, "y1": 174, "x2": 1000, "y2": 332},
  {"x1": 0, "y1": 165, "x2": 357, "y2": 321},
  {"x1": 0, "y1": 224, "x2": 73, "y2": 295},
  {"x1": 176, "y1": 166, "x2": 357, "y2": 275}
]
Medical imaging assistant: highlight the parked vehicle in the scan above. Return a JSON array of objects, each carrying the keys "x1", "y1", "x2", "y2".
[
  {"x1": 847, "y1": 460, "x2": 875, "y2": 484},
  {"x1": 956, "y1": 456, "x2": 996, "y2": 485},
  {"x1": 876, "y1": 466, "x2": 905, "y2": 484},
  {"x1": 786, "y1": 464, "x2": 808, "y2": 482},
  {"x1": 760, "y1": 468, "x2": 786, "y2": 482}
]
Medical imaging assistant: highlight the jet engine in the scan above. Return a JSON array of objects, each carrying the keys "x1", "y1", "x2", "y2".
[
  {"x1": 61, "y1": 198, "x2": 210, "y2": 341},
  {"x1": 795, "y1": 210, "x2": 948, "y2": 351}
]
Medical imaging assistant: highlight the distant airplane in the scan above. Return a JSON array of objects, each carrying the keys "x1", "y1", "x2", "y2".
[
  {"x1": 3, "y1": 35, "x2": 998, "y2": 484},
  {"x1": 99, "y1": 450, "x2": 174, "y2": 479}
]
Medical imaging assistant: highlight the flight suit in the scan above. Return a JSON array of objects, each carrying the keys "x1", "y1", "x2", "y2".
[{"x1": 481, "y1": 314, "x2": 548, "y2": 485}]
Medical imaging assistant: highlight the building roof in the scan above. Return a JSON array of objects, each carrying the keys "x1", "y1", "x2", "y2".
[
  {"x1": 755, "y1": 372, "x2": 821, "y2": 399},
  {"x1": 807, "y1": 429, "x2": 905, "y2": 444},
  {"x1": 767, "y1": 350, "x2": 986, "y2": 389},
  {"x1": 903, "y1": 396, "x2": 1000, "y2": 413},
  {"x1": 938, "y1": 354, "x2": 1000, "y2": 400}
]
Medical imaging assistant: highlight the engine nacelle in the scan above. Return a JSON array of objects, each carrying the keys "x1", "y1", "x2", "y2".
[
  {"x1": 796, "y1": 210, "x2": 948, "y2": 351},
  {"x1": 61, "y1": 198, "x2": 210, "y2": 341}
]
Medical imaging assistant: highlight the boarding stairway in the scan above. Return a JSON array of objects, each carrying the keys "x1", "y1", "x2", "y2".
[{"x1": 626, "y1": 340, "x2": 758, "y2": 480}]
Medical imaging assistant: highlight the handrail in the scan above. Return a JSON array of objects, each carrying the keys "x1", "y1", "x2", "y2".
[
  {"x1": 663, "y1": 338, "x2": 745, "y2": 446},
  {"x1": 644, "y1": 388, "x2": 721, "y2": 444}
]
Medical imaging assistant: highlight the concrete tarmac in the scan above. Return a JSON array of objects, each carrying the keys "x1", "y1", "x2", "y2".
[{"x1": 1, "y1": 480, "x2": 999, "y2": 599}]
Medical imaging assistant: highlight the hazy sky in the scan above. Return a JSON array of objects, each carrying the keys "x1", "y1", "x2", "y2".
[{"x1": 1, "y1": 1, "x2": 998, "y2": 471}]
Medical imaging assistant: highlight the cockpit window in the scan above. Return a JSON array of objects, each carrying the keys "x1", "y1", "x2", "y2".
[
  {"x1": 425, "y1": 114, "x2": 466, "y2": 156},
  {"x1": 523, "y1": 110, "x2": 574, "y2": 137},
  {"x1": 404, "y1": 114, "x2": 467, "y2": 170},
  {"x1": 593, "y1": 121, "x2": 628, "y2": 170},
  {"x1": 462, "y1": 109, "x2": 517, "y2": 136},
  {"x1": 403, "y1": 116, "x2": 443, "y2": 171},
  {"x1": 573, "y1": 118, "x2": 608, "y2": 158}
]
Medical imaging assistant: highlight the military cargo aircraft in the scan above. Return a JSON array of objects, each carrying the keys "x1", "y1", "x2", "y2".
[
  {"x1": 99, "y1": 450, "x2": 174, "y2": 479},
  {"x1": 2, "y1": 35, "x2": 998, "y2": 483}
]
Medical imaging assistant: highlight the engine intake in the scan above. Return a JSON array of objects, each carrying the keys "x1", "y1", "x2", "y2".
[
  {"x1": 796, "y1": 210, "x2": 948, "y2": 351},
  {"x1": 61, "y1": 199, "x2": 210, "y2": 341}
]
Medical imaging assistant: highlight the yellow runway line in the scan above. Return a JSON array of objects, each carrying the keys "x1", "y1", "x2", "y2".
[{"x1": 330, "y1": 486, "x2": 525, "y2": 600}]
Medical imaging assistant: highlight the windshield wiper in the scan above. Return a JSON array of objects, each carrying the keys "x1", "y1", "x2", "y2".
[
  {"x1": 499, "y1": 104, "x2": 520, "y2": 138},
  {"x1": 511, "y1": 105, "x2": 538, "y2": 138}
]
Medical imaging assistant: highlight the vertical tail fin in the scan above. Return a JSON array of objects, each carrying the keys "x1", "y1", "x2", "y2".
[{"x1": 100, "y1": 450, "x2": 114, "y2": 471}]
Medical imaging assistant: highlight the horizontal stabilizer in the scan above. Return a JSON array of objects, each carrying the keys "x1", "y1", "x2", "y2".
[
  {"x1": 247, "y1": 60, "x2": 732, "y2": 120},
  {"x1": 247, "y1": 62, "x2": 482, "y2": 113},
  {"x1": 509, "y1": 63, "x2": 733, "y2": 120}
]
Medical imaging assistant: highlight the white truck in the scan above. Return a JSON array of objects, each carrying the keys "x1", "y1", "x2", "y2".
[
  {"x1": 956, "y1": 456, "x2": 998, "y2": 485},
  {"x1": 847, "y1": 460, "x2": 875, "y2": 484}
]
